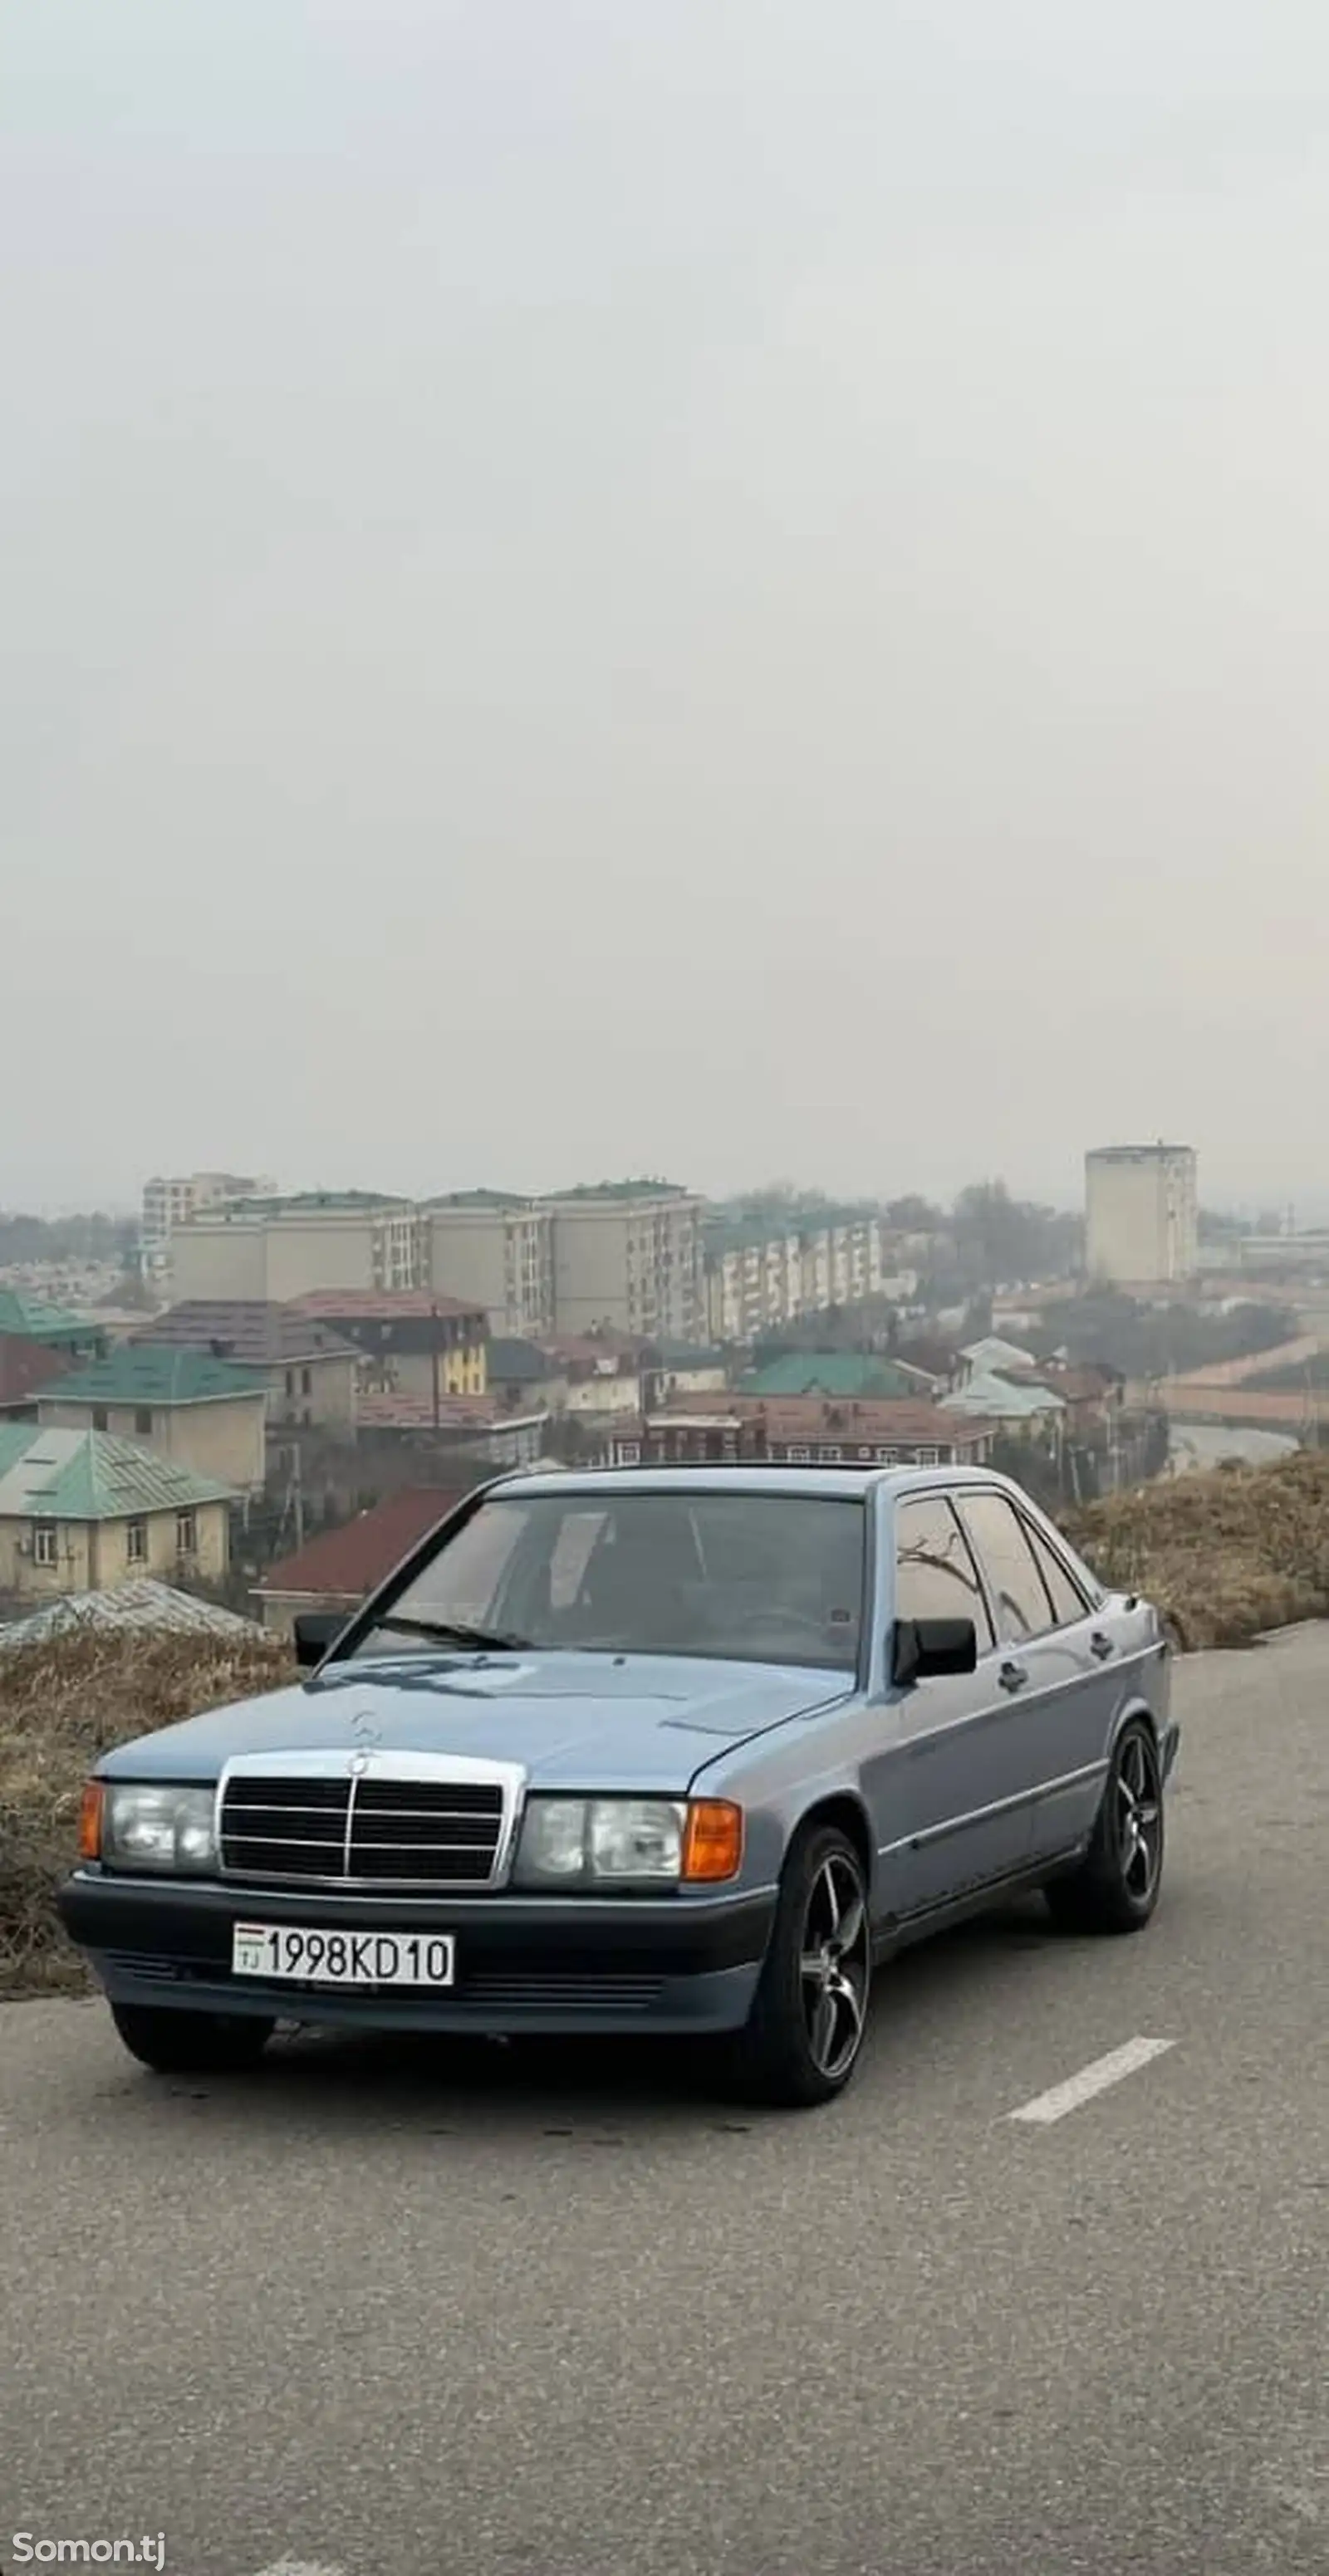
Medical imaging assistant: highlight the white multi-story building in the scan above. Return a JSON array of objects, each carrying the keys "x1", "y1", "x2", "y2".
[
  {"x1": 169, "y1": 1192, "x2": 423, "y2": 1303},
  {"x1": 707, "y1": 1213, "x2": 890, "y2": 1344},
  {"x1": 140, "y1": 1172, "x2": 276, "y2": 1279},
  {"x1": 548, "y1": 1185, "x2": 705, "y2": 1342},
  {"x1": 1085, "y1": 1145, "x2": 1198, "y2": 1286},
  {"x1": 420, "y1": 1193, "x2": 556, "y2": 1338}
]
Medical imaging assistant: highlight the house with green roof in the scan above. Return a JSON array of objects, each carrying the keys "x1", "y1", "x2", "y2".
[
  {"x1": 37, "y1": 1344, "x2": 268, "y2": 1495},
  {"x1": 0, "y1": 1287, "x2": 107, "y2": 1359},
  {"x1": 0, "y1": 1427, "x2": 235, "y2": 1604},
  {"x1": 743, "y1": 1351, "x2": 939, "y2": 1402}
]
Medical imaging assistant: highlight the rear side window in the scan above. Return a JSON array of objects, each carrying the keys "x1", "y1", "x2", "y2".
[
  {"x1": 895, "y1": 1496, "x2": 995, "y2": 1649},
  {"x1": 1021, "y1": 1521, "x2": 1090, "y2": 1628},
  {"x1": 954, "y1": 1491, "x2": 1054, "y2": 1643}
]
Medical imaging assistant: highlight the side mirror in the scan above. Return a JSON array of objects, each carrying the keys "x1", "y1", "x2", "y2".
[
  {"x1": 892, "y1": 1616, "x2": 978, "y2": 1687},
  {"x1": 292, "y1": 1611, "x2": 346, "y2": 1671}
]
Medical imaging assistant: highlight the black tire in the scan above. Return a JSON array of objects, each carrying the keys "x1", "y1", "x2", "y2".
[
  {"x1": 1045, "y1": 1717, "x2": 1165, "y2": 1936},
  {"x1": 730, "y1": 1823, "x2": 872, "y2": 2108},
  {"x1": 110, "y1": 2002, "x2": 276, "y2": 2074}
]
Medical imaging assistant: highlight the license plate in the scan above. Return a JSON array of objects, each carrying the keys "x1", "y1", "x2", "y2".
[{"x1": 231, "y1": 1923, "x2": 455, "y2": 1987}]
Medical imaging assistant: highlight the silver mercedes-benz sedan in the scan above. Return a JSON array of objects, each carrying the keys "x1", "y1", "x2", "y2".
[{"x1": 60, "y1": 1463, "x2": 1178, "y2": 2108}]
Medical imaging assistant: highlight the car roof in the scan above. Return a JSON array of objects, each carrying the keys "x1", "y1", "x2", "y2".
[{"x1": 483, "y1": 1462, "x2": 1025, "y2": 1506}]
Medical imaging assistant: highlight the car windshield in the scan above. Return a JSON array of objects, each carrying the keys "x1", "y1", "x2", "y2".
[{"x1": 352, "y1": 1489, "x2": 866, "y2": 1672}]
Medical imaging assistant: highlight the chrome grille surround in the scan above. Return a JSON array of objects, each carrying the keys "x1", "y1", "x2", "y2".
[{"x1": 216, "y1": 1749, "x2": 527, "y2": 1892}]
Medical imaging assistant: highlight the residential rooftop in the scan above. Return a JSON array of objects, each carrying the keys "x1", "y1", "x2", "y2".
[
  {"x1": 41, "y1": 1345, "x2": 268, "y2": 1408},
  {"x1": 643, "y1": 1392, "x2": 989, "y2": 1445},
  {"x1": 128, "y1": 1301, "x2": 359, "y2": 1366},
  {"x1": 0, "y1": 1579, "x2": 261, "y2": 1655},
  {"x1": 422, "y1": 1190, "x2": 542, "y2": 1212},
  {"x1": 0, "y1": 1427, "x2": 236, "y2": 1521},
  {"x1": 0, "y1": 1288, "x2": 101, "y2": 1345},
  {"x1": 547, "y1": 1179, "x2": 694, "y2": 1203},
  {"x1": 285, "y1": 1289, "x2": 487, "y2": 1325},
  {"x1": 743, "y1": 1353, "x2": 935, "y2": 1402},
  {"x1": 255, "y1": 1486, "x2": 476, "y2": 1604},
  {"x1": 179, "y1": 1190, "x2": 413, "y2": 1222}
]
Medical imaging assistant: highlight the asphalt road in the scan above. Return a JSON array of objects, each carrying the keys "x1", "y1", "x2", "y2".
[{"x1": 2, "y1": 1632, "x2": 1327, "y2": 2576}]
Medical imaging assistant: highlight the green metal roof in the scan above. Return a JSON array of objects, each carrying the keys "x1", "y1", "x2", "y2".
[
  {"x1": 187, "y1": 1189, "x2": 411, "y2": 1222},
  {"x1": 0, "y1": 1288, "x2": 97, "y2": 1344},
  {"x1": 424, "y1": 1189, "x2": 537, "y2": 1211},
  {"x1": 0, "y1": 1426, "x2": 236, "y2": 1521},
  {"x1": 744, "y1": 1353, "x2": 927, "y2": 1400},
  {"x1": 43, "y1": 1344, "x2": 267, "y2": 1408},
  {"x1": 548, "y1": 1179, "x2": 691, "y2": 1202}
]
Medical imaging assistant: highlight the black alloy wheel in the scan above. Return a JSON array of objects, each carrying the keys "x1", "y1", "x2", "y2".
[
  {"x1": 1045, "y1": 1717, "x2": 1165, "y2": 1935},
  {"x1": 732, "y1": 1823, "x2": 872, "y2": 2108}
]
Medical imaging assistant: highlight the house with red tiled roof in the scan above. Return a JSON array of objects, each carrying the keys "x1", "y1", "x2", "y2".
[
  {"x1": 601, "y1": 1393, "x2": 992, "y2": 1471},
  {"x1": 252, "y1": 1486, "x2": 478, "y2": 1634}
]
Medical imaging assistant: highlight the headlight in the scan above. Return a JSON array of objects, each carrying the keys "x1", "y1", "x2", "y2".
[
  {"x1": 515, "y1": 1796, "x2": 684, "y2": 1888},
  {"x1": 101, "y1": 1785, "x2": 218, "y2": 1875},
  {"x1": 513, "y1": 1796, "x2": 743, "y2": 1888}
]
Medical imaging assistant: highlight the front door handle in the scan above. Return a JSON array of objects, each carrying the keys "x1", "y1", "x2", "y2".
[
  {"x1": 1090, "y1": 1631, "x2": 1116, "y2": 1661},
  {"x1": 998, "y1": 1660, "x2": 1029, "y2": 1692}
]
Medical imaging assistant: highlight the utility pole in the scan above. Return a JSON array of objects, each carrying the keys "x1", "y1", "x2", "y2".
[{"x1": 431, "y1": 1301, "x2": 441, "y2": 1432}]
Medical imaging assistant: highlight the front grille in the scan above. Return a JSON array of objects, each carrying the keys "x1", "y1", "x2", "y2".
[{"x1": 219, "y1": 1773, "x2": 504, "y2": 1887}]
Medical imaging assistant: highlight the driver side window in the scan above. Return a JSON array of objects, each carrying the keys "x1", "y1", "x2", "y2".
[{"x1": 895, "y1": 1496, "x2": 995, "y2": 1650}]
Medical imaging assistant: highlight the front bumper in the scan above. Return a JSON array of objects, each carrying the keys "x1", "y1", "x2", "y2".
[
  {"x1": 1160, "y1": 1719, "x2": 1181, "y2": 1783},
  {"x1": 57, "y1": 1872, "x2": 777, "y2": 2036}
]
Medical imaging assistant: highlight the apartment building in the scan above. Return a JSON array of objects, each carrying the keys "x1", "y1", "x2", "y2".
[
  {"x1": 140, "y1": 1171, "x2": 276, "y2": 1279},
  {"x1": 1085, "y1": 1145, "x2": 1199, "y2": 1286},
  {"x1": 548, "y1": 1184, "x2": 705, "y2": 1341},
  {"x1": 170, "y1": 1192, "x2": 424, "y2": 1304},
  {"x1": 707, "y1": 1212, "x2": 890, "y2": 1343},
  {"x1": 167, "y1": 1178, "x2": 704, "y2": 1344},
  {"x1": 420, "y1": 1193, "x2": 555, "y2": 1337}
]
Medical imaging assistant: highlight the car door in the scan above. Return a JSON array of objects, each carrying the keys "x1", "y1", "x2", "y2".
[
  {"x1": 951, "y1": 1488, "x2": 1114, "y2": 1874},
  {"x1": 888, "y1": 1489, "x2": 1029, "y2": 1918},
  {"x1": 998, "y1": 1507, "x2": 1122, "y2": 1863}
]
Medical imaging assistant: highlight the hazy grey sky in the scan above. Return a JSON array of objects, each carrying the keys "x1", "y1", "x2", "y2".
[{"x1": 5, "y1": 2, "x2": 1328, "y2": 1214}]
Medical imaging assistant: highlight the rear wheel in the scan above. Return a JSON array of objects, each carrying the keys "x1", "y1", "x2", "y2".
[
  {"x1": 110, "y1": 2002, "x2": 275, "y2": 2074},
  {"x1": 730, "y1": 1824, "x2": 871, "y2": 2107},
  {"x1": 1045, "y1": 1717, "x2": 1165, "y2": 1935}
]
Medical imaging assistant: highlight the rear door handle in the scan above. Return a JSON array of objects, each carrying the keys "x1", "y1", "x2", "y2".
[
  {"x1": 1090, "y1": 1632, "x2": 1116, "y2": 1661},
  {"x1": 998, "y1": 1660, "x2": 1029, "y2": 1692}
]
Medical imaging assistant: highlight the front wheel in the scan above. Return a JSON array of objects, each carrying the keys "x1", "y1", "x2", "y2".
[
  {"x1": 730, "y1": 1824, "x2": 872, "y2": 2107},
  {"x1": 1045, "y1": 1717, "x2": 1165, "y2": 1935},
  {"x1": 110, "y1": 2002, "x2": 276, "y2": 2074}
]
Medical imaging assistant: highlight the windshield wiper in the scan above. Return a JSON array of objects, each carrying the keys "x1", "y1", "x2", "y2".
[{"x1": 368, "y1": 1614, "x2": 528, "y2": 1652}]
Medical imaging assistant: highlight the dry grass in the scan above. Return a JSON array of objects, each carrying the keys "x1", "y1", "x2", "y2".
[
  {"x1": 1067, "y1": 1447, "x2": 1329, "y2": 1653},
  {"x1": 5, "y1": 1451, "x2": 1329, "y2": 1998},
  {"x1": 0, "y1": 1628, "x2": 292, "y2": 1997}
]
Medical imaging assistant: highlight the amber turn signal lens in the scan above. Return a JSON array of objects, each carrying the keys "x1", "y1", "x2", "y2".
[
  {"x1": 681, "y1": 1799, "x2": 743, "y2": 1883},
  {"x1": 77, "y1": 1780, "x2": 104, "y2": 1863}
]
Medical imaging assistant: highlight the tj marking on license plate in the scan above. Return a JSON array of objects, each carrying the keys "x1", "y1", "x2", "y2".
[{"x1": 232, "y1": 1923, "x2": 456, "y2": 1986}]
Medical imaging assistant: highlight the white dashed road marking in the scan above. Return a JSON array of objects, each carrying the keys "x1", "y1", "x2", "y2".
[
  {"x1": 1008, "y1": 2035, "x2": 1175, "y2": 2126},
  {"x1": 248, "y1": 2560, "x2": 347, "y2": 2575}
]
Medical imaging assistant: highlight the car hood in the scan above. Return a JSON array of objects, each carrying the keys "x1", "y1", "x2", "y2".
[{"x1": 96, "y1": 1649, "x2": 851, "y2": 1793}]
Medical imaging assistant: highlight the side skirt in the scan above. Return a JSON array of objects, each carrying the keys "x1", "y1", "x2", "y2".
[{"x1": 870, "y1": 1846, "x2": 1089, "y2": 1963}]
